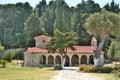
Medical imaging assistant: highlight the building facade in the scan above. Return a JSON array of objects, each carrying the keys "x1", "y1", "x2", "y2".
[{"x1": 24, "y1": 35, "x2": 104, "y2": 67}]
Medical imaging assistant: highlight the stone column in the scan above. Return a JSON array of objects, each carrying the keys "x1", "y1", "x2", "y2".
[
  {"x1": 46, "y1": 55, "x2": 48, "y2": 65},
  {"x1": 53, "y1": 55, "x2": 56, "y2": 65},
  {"x1": 69, "y1": 55, "x2": 72, "y2": 66},
  {"x1": 79, "y1": 55, "x2": 81, "y2": 66},
  {"x1": 60, "y1": 56, "x2": 62, "y2": 64},
  {"x1": 87, "y1": 55, "x2": 90, "y2": 65}
]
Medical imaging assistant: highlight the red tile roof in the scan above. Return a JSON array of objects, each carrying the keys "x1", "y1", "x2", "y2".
[
  {"x1": 34, "y1": 35, "x2": 51, "y2": 40},
  {"x1": 26, "y1": 47, "x2": 48, "y2": 53},
  {"x1": 67, "y1": 46, "x2": 96, "y2": 53},
  {"x1": 25, "y1": 46, "x2": 96, "y2": 54}
]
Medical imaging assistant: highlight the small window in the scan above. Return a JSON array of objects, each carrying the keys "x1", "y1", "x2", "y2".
[{"x1": 43, "y1": 40, "x2": 45, "y2": 43}]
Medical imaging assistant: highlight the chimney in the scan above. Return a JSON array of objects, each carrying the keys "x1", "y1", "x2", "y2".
[{"x1": 91, "y1": 36, "x2": 97, "y2": 48}]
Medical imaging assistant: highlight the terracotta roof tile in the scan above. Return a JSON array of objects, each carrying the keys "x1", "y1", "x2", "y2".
[
  {"x1": 26, "y1": 47, "x2": 48, "y2": 53},
  {"x1": 67, "y1": 46, "x2": 96, "y2": 53},
  {"x1": 25, "y1": 46, "x2": 96, "y2": 54}
]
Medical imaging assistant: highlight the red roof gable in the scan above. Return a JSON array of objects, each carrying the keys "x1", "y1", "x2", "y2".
[{"x1": 25, "y1": 46, "x2": 96, "y2": 54}]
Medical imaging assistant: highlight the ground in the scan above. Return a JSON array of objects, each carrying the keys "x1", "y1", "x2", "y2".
[
  {"x1": 52, "y1": 67, "x2": 120, "y2": 80},
  {"x1": 0, "y1": 60, "x2": 57, "y2": 80}
]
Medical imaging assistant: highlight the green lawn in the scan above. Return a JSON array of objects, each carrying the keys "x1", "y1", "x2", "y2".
[
  {"x1": 0, "y1": 61, "x2": 57, "y2": 80},
  {"x1": 89, "y1": 73, "x2": 120, "y2": 80}
]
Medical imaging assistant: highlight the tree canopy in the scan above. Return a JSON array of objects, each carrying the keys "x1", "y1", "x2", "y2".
[
  {"x1": 84, "y1": 9, "x2": 120, "y2": 66},
  {"x1": 0, "y1": 0, "x2": 120, "y2": 52},
  {"x1": 46, "y1": 29, "x2": 78, "y2": 67},
  {"x1": 84, "y1": 9, "x2": 120, "y2": 38}
]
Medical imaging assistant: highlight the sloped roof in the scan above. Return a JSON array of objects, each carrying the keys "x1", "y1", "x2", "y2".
[
  {"x1": 67, "y1": 46, "x2": 96, "y2": 53},
  {"x1": 34, "y1": 35, "x2": 51, "y2": 40},
  {"x1": 25, "y1": 46, "x2": 96, "y2": 54}
]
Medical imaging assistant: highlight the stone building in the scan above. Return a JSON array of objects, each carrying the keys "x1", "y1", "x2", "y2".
[{"x1": 24, "y1": 35, "x2": 104, "y2": 67}]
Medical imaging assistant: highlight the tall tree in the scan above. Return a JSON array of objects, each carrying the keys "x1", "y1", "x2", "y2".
[
  {"x1": 54, "y1": 0, "x2": 72, "y2": 32},
  {"x1": 46, "y1": 29, "x2": 78, "y2": 68},
  {"x1": 84, "y1": 9, "x2": 120, "y2": 67},
  {"x1": 39, "y1": 1, "x2": 56, "y2": 36},
  {"x1": 104, "y1": 0, "x2": 120, "y2": 13},
  {"x1": 35, "y1": 0, "x2": 46, "y2": 17},
  {"x1": 24, "y1": 11, "x2": 44, "y2": 47},
  {"x1": 0, "y1": 3, "x2": 32, "y2": 48},
  {"x1": 77, "y1": 0, "x2": 101, "y2": 14}
]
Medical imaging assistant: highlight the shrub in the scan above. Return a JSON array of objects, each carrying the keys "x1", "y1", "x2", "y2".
[
  {"x1": 79, "y1": 65, "x2": 113, "y2": 73},
  {"x1": 54, "y1": 64, "x2": 62, "y2": 70},
  {"x1": 112, "y1": 68, "x2": 120, "y2": 77},
  {"x1": 13, "y1": 49, "x2": 23, "y2": 60},
  {"x1": 96, "y1": 67, "x2": 113, "y2": 73},
  {"x1": 3, "y1": 50, "x2": 13, "y2": 62},
  {"x1": 0, "y1": 60, "x2": 7, "y2": 68},
  {"x1": 84, "y1": 65, "x2": 96, "y2": 72},
  {"x1": 0, "y1": 45, "x2": 4, "y2": 52},
  {"x1": 79, "y1": 64, "x2": 87, "y2": 71}
]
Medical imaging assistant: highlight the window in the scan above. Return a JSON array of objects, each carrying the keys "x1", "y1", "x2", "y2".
[{"x1": 43, "y1": 40, "x2": 45, "y2": 43}]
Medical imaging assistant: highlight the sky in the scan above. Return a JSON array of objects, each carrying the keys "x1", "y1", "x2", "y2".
[{"x1": 0, "y1": 0, "x2": 120, "y2": 8}]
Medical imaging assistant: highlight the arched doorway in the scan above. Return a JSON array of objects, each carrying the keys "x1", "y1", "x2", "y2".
[
  {"x1": 89, "y1": 55, "x2": 94, "y2": 65},
  {"x1": 40, "y1": 55, "x2": 46, "y2": 65},
  {"x1": 71, "y1": 55, "x2": 79, "y2": 66},
  {"x1": 65, "y1": 56, "x2": 69, "y2": 66},
  {"x1": 55, "y1": 55, "x2": 61, "y2": 64},
  {"x1": 48, "y1": 55, "x2": 54, "y2": 65},
  {"x1": 81, "y1": 55, "x2": 87, "y2": 64}
]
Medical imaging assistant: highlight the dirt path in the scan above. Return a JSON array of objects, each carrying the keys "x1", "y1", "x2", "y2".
[{"x1": 52, "y1": 67, "x2": 103, "y2": 80}]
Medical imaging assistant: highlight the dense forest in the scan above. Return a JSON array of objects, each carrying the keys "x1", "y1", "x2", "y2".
[{"x1": 0, "y1": 0, "x2": 120, "y2": 50}]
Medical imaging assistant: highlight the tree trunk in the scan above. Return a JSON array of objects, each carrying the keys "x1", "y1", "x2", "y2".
[
  {"x1": 94, "y1": 37, "x2": 105, "y2": 67},
  {"x1": 61, "y1": 56, "x2": 66, "y2": 68}
]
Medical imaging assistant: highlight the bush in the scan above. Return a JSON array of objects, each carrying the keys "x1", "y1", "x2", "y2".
[
  {"x1": 112, "y1": 68, "x2": 120, "y2": 77},
  {"x1": 0, "y1": 60, "x2": 7, "y2": 68},
  {"x1": 0, "y1": 45, "x2": 4, "y2": 52},
  {"x1": 84, "y1": 65, "x2": 96, "y2": 72},
  {"x1": 79, "y1": 64, "x2": 87, "y2": 71},
  {"x1": 13, "y1": 49, "x2": 23, "y2": 60},
  {"x1": 54, "y1": 64, "x2": 62, "y2": 70},
  {"x1": 3, "y1": 50, "x2": 13, "y2": 62},
  {"x1": 96, "y1": 67, "x2": 113, "y2": 73},
  {"x1": 79, "y1": 65, "x2": 113, "y2": 73}
]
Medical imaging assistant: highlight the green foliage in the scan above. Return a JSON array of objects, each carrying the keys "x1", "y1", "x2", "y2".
[
  {"x1": 35, "y1": 0, "x2": 46, "y2": 17},
  {"x1": 0, "y1": 60, "x2": 7, "y2": 68},
  {"x1": 3, "y1": 50, "x2": 13, "y2": 62},
  {"x1": 79, "y1": 64, "x2": 87, "y2": 71},
  {"x1": 108, "y1": 41, "x2": 120, "y2": 59},
  {"x1": 108, "y1": 40, "x2": 115, "y2": 58},
  {"x1": 0, "y1": 45, "x2": 4, "y2": 53},
  {"x1": 1, "y1": 0, "x2": 120, "y2": 49},
  {"x1": 54, "y1": 0, "x2": 72, "y2": 32},
  {"x1": 54, "y1": 64, "x2": 62, "y2": 70},
  {"x1": 0, "y1": 3, "x2": 32, "y2": 48},
  {"x1": 39, "y1": 3, "x2": 55, "y2": 36},
  {"x1": 24, "y1": 11, "x2": 44, "y2": 47},
  {"x1": 113, "y1": 68, "x2": 120, "y2": 77},
  {"x1": 79, "y1": 65, "x2": 113, "y2": 73},
  {"x1": 13, "y1": 49, "x2": 23, "y2": 60},
  {"x1": 104, "y1": 0, "x2": 120, "y2": 13},
  {"x1": 85, "y1": 9, "x2": 120, "y2": 37},
  {"x1": 46, "y1": 29, "x2": 78, "y2": 56},
  {"x1": 77, "y1": 0, "x2": 101, "y2": 14}
]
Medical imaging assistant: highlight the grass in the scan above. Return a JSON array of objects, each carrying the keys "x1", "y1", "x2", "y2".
[
  {"x1": 0, "y1": 60, "x2": 57, "y2": 80},
  {"x1": 90, "y1": 73, "x2": 120, "y2": 80}
]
